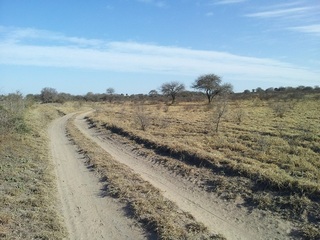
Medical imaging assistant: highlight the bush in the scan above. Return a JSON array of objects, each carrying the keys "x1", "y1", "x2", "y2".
[
  {"x1": 269, "y1": 102, "x2": 290, "y2": 118},
  {"x1": 135, "y1": 105, "x2": 150, "y2": 131},
  {"x1": 0, "y1": 92, "x2": 28, "y2": 135}
]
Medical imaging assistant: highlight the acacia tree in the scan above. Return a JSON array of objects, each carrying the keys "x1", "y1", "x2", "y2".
[
  {"x1": 192, "y1": 74, "x2": 233, "y2": 104},
  {"x1": 106, "y1": 87, "x2": 115, "y2": 95},
  {"x1": 106, "y1": 87, "x2": 115, "y2": 102},
  {"x1": 160, "y1": 81, "x2": 185, "y2": 104}
]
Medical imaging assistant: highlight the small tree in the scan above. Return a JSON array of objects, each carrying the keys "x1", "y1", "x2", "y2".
[
  {"x1": 106, "y1": 87, "x2": 115, "y2": 95},
  {"x1": 212, "y1": 96, "x2": 228, "y2": 133},
  {"x1": 40, "y1": 87, "x2": 58, "y2": 103},
  {"x1": 148, "y1": 90, "x2": 158, "y2": 96},
  {"x1": 135, "y1": 105, "x2": 150, "y2": 131},
  {"x1": 160, "y1": 81, "x2": 185, "y2": 104},
  {"x1": 192, "y1": 74, "x2": 233, "y2": 104},
  {"x1": 106, "y1": 88, "x2": 115, "y2": 102}
]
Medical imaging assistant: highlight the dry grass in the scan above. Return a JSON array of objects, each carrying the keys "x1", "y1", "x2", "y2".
[
  {"x1": 0, "y1": 104, "x2": 67, "y2": 239},
  {"x1": 86, "y1": 94, "x2": 320, "y2": 239},
  {"x1": 0, "y1": 100, "x2": 90, "y2": 240},
  {"x1": 66, "y1": 115, "x2": 225, "y2": 240}
]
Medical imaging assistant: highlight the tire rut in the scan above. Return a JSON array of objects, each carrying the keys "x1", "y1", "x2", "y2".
[
  {"x1": 74, "y1": 112, "x2": 296, "y2": 240},
  {"x1": 49, "y1": 113, "x2": 149, "y2": 240}
]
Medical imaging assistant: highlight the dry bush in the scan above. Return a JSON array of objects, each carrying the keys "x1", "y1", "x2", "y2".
[
  {"x1": 269, "y1": 101, "x2": 290, "y2": 118},
  {"x1": 135, "y1": 105, "x2": 151, "y2": 131},
  {"x1": 234, "y1": 108, "x2": 245, "y2": 125},
  {"x1": 0, "y1": 92, "x2": 28, "y2": 135},
  {"x1": 211, "y1": 97, "x2": 228, "y2": 133}
]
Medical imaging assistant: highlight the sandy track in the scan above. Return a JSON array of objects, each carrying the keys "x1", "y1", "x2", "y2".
[
  {"x1": 48, "y1": 114, "x2": 148, "y2": 240},
  {"x1": 74, "y1": 112, "x2": 296, "y2": 240}
]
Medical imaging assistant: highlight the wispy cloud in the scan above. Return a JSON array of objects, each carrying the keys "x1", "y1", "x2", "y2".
[
  {"x1": 245, "y1": 2, "x2": 320, "y2": 37},
  {"x1": 288, "y1": 24, "x2": 320, "y2": 36},
  {"x1": 246, "y1": 7, "x2": 312, "y2": 18},
  {"x1": 0, "y1": 27, "x2": 318, "y2": 86},
  {"x1": 205, "y1": 12, "x2": 214, "y2": 17},
  {"x1": 0, "y1": 26, "x2": 105, "y2": 47},
  {"x1": 136, "y1": 0, "x2": 166, "y2": 8},
  {"x1": 214, "y1": 0, "x2": 247, "y2": 5}
]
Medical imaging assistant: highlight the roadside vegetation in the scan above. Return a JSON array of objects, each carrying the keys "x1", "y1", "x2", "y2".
[{"x1": 0, "y1": 94, "x2": 67, "y2": 239}]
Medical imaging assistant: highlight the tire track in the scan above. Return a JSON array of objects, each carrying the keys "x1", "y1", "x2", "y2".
[
  {"x1": 49, "y1": 113, "x2": 148, "y2": 240},
  {"x1": 74, "y1": 112, "x2": 295, "y2": 240}
]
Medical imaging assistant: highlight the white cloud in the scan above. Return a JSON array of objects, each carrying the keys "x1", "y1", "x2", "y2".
[
  {"x1": 245, "y1": 7, "x2": 312, "y2": 18},
  {"x1": 136, "y1": 0, "x2": 166, "y2": 8},
  {"x1": 0, "y1": 26, "x2": 105, "y2": 47},
  {"x1": 214, "y1": 0, "x2": 247, "y2": 5},
  {"x1": 245, "y1": 3, "x2": 320, "y2": 38},
  {"x1": 0, "y1": 27, "x2": 319, "y2": 87},
  {"x1": 288, "y1": 24, "x2": 320, "y2": 36}
]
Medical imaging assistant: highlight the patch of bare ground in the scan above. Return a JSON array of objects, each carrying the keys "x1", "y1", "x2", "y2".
[
  {"x1": 67, "y1": 112, "x2": 223, "y2": 239},
  {"x1": 71, "y1": 112, "x2": 298, "y2": 240}
]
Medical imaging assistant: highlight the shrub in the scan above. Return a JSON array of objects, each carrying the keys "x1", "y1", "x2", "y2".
[
  {"x1": 135, "y1": 105, "x2": 150, "y2": 131},
  {"x1": 0, "y1": 92, "x2": 28, "y2": 135},
  {"x1": 270, "y1": 102, "x2": 289, "y2": 118}
]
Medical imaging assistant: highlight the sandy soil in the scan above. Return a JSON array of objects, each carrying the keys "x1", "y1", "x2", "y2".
[
  {"x1": 73, "y1": 112, "x2": 297, "y2": 240},
  {"x1": 48, "y1": 114, "x2": 149, "y2": 240}
]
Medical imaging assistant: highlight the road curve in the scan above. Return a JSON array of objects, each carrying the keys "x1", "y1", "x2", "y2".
[{"x1": 48, "y1": 113, "x2": 148, "y2": 240}]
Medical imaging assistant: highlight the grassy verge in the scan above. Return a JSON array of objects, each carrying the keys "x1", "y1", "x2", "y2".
[
  {"x1": 0, "y1": 104, "x2": 66, "y2": 239},
  {"x1": 66, "y1": 115, "x2": 225, "y2": 240}
]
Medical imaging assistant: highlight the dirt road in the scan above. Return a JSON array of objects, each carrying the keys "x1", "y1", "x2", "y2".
[
  {"x1": 49, "y1": 112, "x2": 295, "y2": 240},
  {"x1": 48, "y1": 114, "x2": 148, "y2": 240},
  {"x1": 73, "y1": 112, "x2": 295, "y2": 240}
]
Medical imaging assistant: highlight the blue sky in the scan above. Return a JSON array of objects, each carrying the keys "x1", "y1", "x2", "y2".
[{"x1": 0, "y1": 0, "x2": 319, "y2": 95}]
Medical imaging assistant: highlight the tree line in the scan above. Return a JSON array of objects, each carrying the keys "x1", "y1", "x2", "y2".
[{"x1": 15, "y1": 73, "x2": 319, "y2": 104}]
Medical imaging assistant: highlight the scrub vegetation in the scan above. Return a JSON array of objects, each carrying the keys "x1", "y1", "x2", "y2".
[
  {"x1": 0, "y1": 95, "x2": 67, "y2": 239},
  {"x1": 1, "y1": 84, "x2": 319, "y2": 239},
  {"x1": 86, "y1": 90, "x2": 320, "y2": 239}
]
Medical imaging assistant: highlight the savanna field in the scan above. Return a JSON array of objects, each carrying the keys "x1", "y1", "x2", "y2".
[
  {"x1": 1, "y1": 90, "x2": 319, "y2": 239},
  {"x1": 88, "y1": 91, "x2": 320, "y2": 238}
]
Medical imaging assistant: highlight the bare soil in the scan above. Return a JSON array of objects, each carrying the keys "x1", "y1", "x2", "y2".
[
  {"x1": 48, "y1": 113, "x2": 149, "y2": 240},
  {"x1": 49, "y1": 111, "x2": 298, "y2": 240}
]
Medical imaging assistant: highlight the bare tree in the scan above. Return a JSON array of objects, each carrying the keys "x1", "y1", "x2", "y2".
[
  {"x1": 160, "y1": 81, "x2": 185, "y2": 104},
  {"x1": 212, "y1": 96, "x2": 228, "y2": 133},
  {"x1": 192, "y1": 74, "x2": 233, "y2": 104}
]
